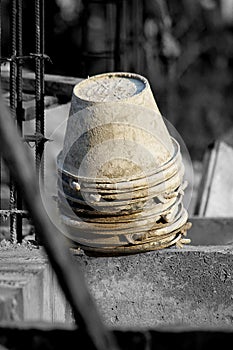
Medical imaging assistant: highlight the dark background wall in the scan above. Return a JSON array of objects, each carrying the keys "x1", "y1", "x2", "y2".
[{"x1": 1, "y1": 0, "x2": 233, "y2": 161}]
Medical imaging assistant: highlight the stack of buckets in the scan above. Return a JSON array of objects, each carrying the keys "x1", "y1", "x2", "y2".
[{"x1": 56, "y1": 72, "x2": 191, "y2": 255}]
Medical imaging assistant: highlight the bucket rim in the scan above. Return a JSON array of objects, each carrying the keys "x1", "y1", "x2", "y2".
[
  {"x1": 58, "y1": 156, "x2": 183, "y2": 195},
  {"x1": 57, "y1": 168, "x2": 184, "y2": 209},
  {"x1": 57, "y1": 137, "x2": 181, "y2": 185},
  {"x1": 59, "y1": 208, "x2": 188, "y2": 245}
]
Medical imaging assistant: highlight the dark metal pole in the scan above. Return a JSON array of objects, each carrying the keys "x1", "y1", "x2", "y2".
[
  {"x1": 16, "y1": 0, "x2": 23, "y2": 242},
  {"x1": 9, "y1": 0, "x2": 17, "y2": 243},
  {"x1": 0, "y1": 0, "x2": 2, "y2": 226},
  {"x1": 16, "y1": 0, "x2": 23, "y2": 132},
  {"x1": 35, "y1": 0, "x2": 45, "y2": 179}
]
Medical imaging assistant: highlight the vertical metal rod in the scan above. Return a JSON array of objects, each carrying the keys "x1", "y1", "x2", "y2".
[
  {"x1": 40, "y1": 0, "x2": 44, "y2": 56},
  {"x1": 9, "y1": 0, "x2": 17, "y2": 243},
  {"x1": 15, "y1": 0, "x2": 23, "y2": 242},
  {"x1": 34, "y1": 0, "x2": 45, "y2": 243},
  {"x1": 0, "y1": 0, "x2": 2, "y2": 83},
  {"x1": 16, "y1": 0, "x2": 23, "y2": 133},
  {"x1": 114, "y1": 0, "x2": 122, "y2": 71},
  {"x1": 0, "y1": 0, "x2": 2, "y2": 224},
  {"x1": 35, "y1": 0, "x2": 45, "y2": 180}
]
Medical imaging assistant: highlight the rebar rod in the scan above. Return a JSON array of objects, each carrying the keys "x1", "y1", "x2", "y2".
[
  {"x1": 9, "y1": 0, "x2": 17, "y2": 243},
  {"x1": 16, "y1": 0, "x2": 23, "y2": 132},
  {"x1": 0, "y1": 209, "x2": 28, "y2": 217},
  {"x1": 0, "y1": 0, "x2": 2, "y2": 226},
  {"x1": 0, "y1": 0, "x2": 1, "y2": 84},
  {"x1": 0, "y1": 91, "x2": 120, "y2": 350},
  {"x1": 15, "y1": 0, "x2": 23, "y2": 242},
  {"x1": 35, "y1": 0, "x2": 45, "y2": 179},
  {"x1": 34, "y1": 0, "x2": 45, "y2": 244}
]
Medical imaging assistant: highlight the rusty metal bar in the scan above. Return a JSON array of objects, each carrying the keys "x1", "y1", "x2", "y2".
[
  {"x1": 0, "y1": 91, "x2": 119, "y2": 350},
  {"x1": 0, "y1": 209, "x2": 28, "y2": 217},
  {"x1": 0, "y1": 0, "x2": 51, "y2": 243},
  {"x1": 23, "y1": 133, "x2": 50, "y2": 144},
  {"x1": 34, "y1": 0, "x2": 45, "y2": 244},
  {"x1": 9, "y1": 0, "x2": 17, "y2": 243},
  {"x1": 34, "y1": 0, "x2": 45, "y2": 179},
  {"x1": 0, "y1": 0, "x2": 2, "y2": 227},
  {"x1": 15, "y1": 0, "x2": 24, "y2": 242},
  {"x1": 0, "y1": 1, "x2": 50, "y2": 242},
  {"x1": 16, "y1": 0, "x2": 23, "y2": 131}
]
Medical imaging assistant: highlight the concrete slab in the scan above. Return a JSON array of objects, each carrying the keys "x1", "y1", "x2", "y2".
[
  {"x1": 2, "y1": 240, "x2": 233, "y2": 328},
  {"x1": 71, "y1": 245, "x2": 233, "y2": 329}
]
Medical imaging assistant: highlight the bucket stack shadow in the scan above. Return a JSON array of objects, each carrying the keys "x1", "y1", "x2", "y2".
[{"x1": 56, "y1": 72, "x2": 191, "y2": 255}]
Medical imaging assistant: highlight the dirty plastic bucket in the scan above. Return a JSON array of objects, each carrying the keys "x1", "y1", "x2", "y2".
[
  {"x1": 56, "y1": 72, "x2": 191, "y2": 254},
  {"x1": 60, "y1": 103, "x2": 174, "y2": 181},
  {"x1": 70, "y1": 72, "x2": 161, "y2": 114}
]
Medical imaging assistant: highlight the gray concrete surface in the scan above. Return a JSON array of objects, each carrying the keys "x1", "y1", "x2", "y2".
[
  {"x1": 72, "y1": 245, "x2": 233, "y2": 329},
  {"x1": 1, "y1": 237, "x2": 233, "y2": 329}
]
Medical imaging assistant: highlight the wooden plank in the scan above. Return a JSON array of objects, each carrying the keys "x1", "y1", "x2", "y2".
[
  {"x1": 1, "y1": 71, "x2": 82, "y2": 100},
  {"x1": 195, "y1": 141, "x2": 233, "y2": 216},
  {"x1": 22, "y1": 95, "x2": 58, "y2": 120},
  {"x1": 3, "y1": 92, "x2": 58, "y2": 121}
]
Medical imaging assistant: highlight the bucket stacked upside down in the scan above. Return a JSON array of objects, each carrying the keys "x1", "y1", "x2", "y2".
[{"x1": 57, "y1": 72, "x2": 191, "y2": 255}]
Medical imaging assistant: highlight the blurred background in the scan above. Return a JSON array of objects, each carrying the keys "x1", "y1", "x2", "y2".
[{"x1": 1, "y1": 0, "x2": 233, "y2": 161}]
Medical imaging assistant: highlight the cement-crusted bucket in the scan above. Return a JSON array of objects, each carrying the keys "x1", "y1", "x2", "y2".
[
  {"x1": 57, "y1": 136, "x2": 181, "y2": 185},
  {"x1": 69, "y1": 72, "x2": 161, "y2": 115},
  {"x1": 59, "y1": 208, "x2": 189, "y2": 248},
  {"x1": 60, "y1": 72, "x2": 174, "y2": 181},
  {"x1": 56, "y1": 72, "x2": 191, "y2": 254},
  {"x1": 60, "y1": 103, "x2": 174, "y2": 182}
]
